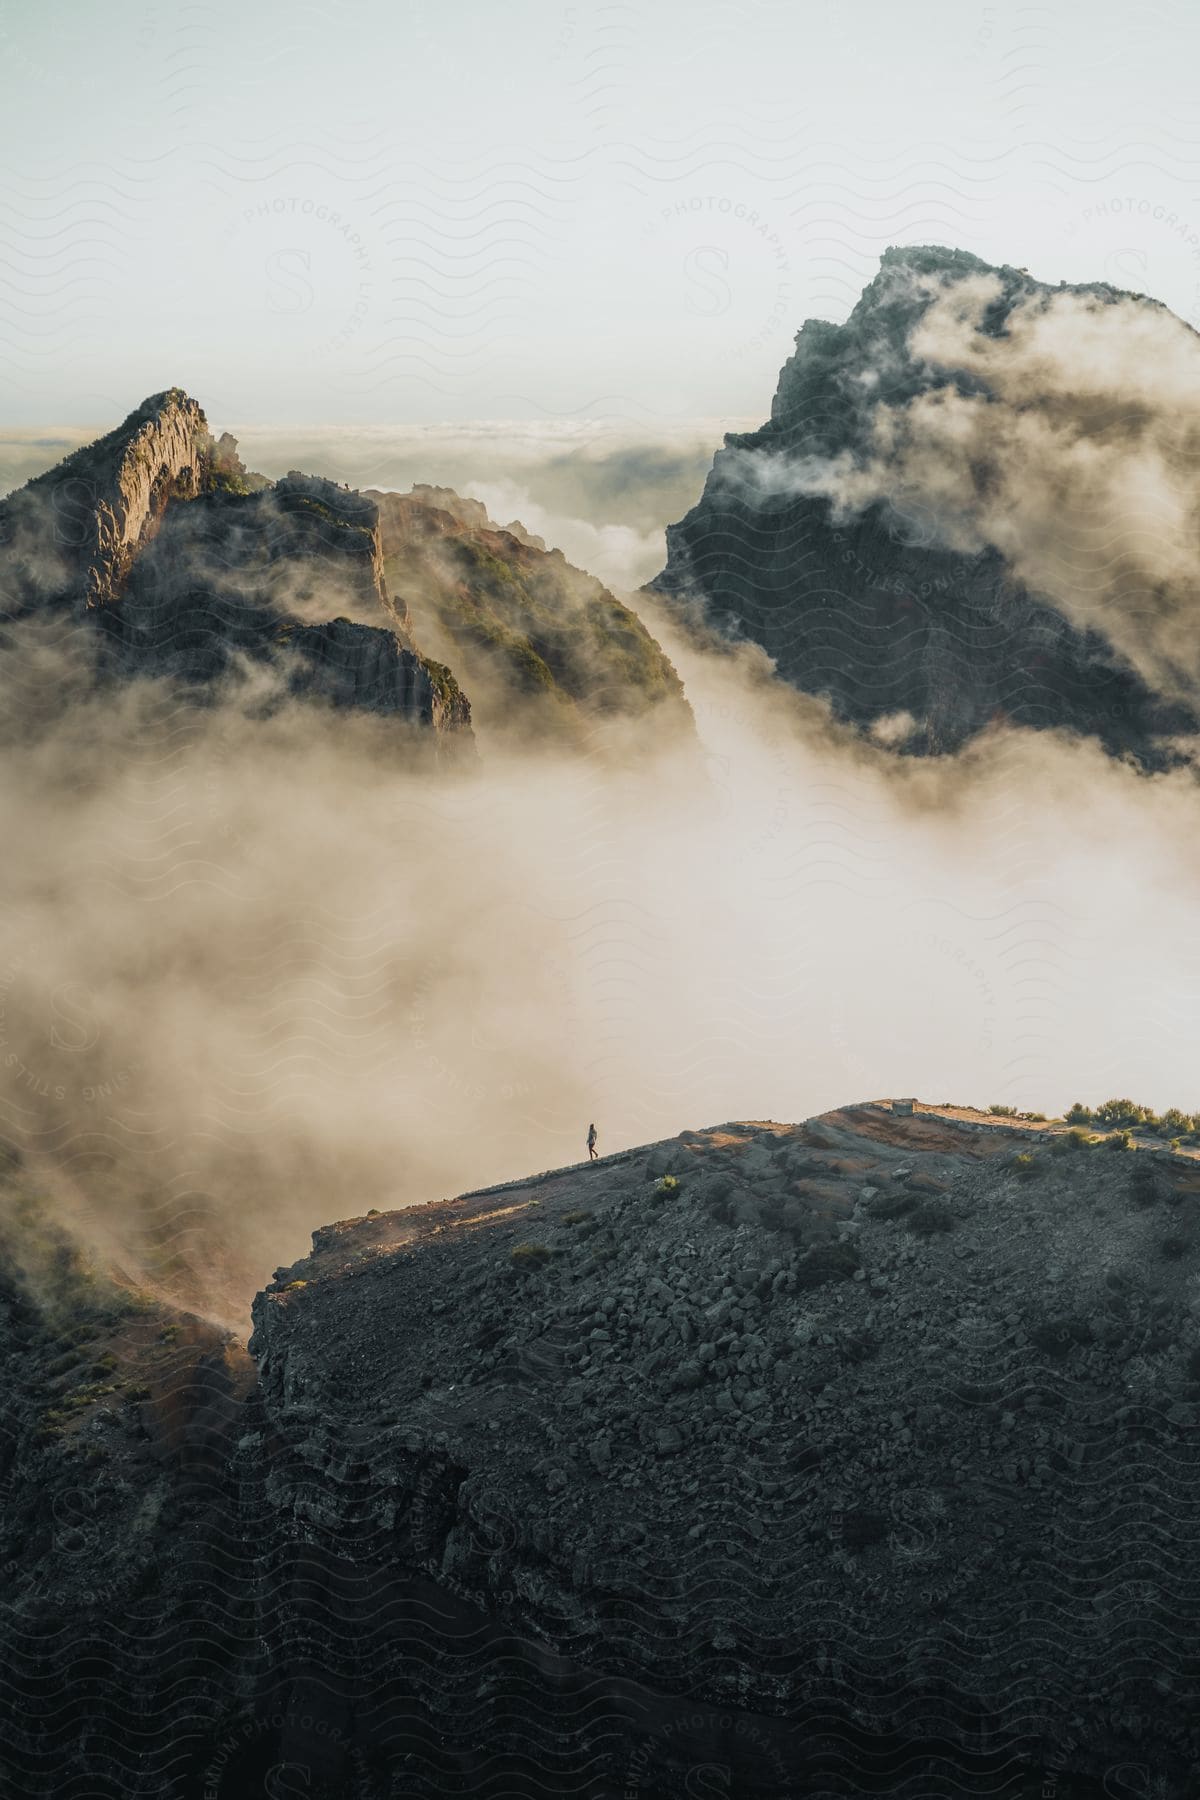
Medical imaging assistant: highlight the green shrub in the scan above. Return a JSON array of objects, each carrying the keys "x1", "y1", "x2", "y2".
[
  {"x1": 1010, "y1": 1151, "x2": 1039, "y2": 1179},
  {"x1": 1065, "y1": 1102, "x2": 1093, "y2": 1125},
  {"x1": 1105, "y1": 1130, "x2": 1133, "y2": 1152},
  {"x1": 1095, "y1": 1099, "x2": 1156, "y2": 1130},
  {"x1": 988, "y1": 1104, "x2": 1018, "y2": 1117},
  {"x1": 206, "y1": 467, "x2": 251, "y2": 497},
  {"x1": 654, "y1": 1175, "x2": 681, "y2": 1201},
  {"x1": 1159, "y1": 1109, "x2": 1195, "y2": 1138},
  {"x1": 510, "y1": 1242, "x2": 552, "y2": 1265}
]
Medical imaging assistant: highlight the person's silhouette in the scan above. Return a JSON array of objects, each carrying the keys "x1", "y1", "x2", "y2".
[{"x1": 587, "y1": 1122, "x2": 597, "y2": 1161}]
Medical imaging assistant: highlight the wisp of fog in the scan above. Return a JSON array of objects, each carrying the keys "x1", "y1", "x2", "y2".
[{"x1": 2, "y1": 560, "x2": 1200, "y2": 1324}]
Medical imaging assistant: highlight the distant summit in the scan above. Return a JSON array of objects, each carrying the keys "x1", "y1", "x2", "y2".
[
  {"x1": 369, "y1": 484, "x2": 691, "y2": 749},
  {"x1": 0, "y1": 393, "x2": 690, "y2": 758},
  {"x1": 651, "y1": 246, "x2": 1200, "y2": 768},
  {"x1": 0, "y1": 390, "x2": 472, "y2": 740}
]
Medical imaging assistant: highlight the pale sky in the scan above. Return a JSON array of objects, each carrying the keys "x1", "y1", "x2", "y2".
[{"x1": 3, "y1": 0, "x2": 1200, "y2": 427}]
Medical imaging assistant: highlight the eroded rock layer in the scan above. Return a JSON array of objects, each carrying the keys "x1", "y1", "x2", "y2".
[{"x1": 2, "y1": 1104, "x2": 1198, "y2": 1795}]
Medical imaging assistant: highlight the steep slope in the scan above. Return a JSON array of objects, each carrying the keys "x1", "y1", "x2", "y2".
[
  {"x1": 0, "y1": 394, "x2": 472, "y2": 741},
  {"x1": 0, "y1": 387, "x2": 212, "y2": 610},
  {"x1": 3, "y1": 1103, "x2": 1199, "y2": 1795},
  {"x1": 369, "y1": 485, "x2": 691, "y2": 748},
  {"x1": 651, "y1": 246, "x2": 1200, "y2": 767}
]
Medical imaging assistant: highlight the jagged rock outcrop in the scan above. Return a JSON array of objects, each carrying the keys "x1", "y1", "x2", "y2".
[
  {"x1": 0, "y1": 388, "x2": 212, "y2": 611},
  {"x1": 651, "y1": 246, "x2": 1200, "y2": 767},
  {"x1": 0, "y1": 394, "x2": 473, "y2": 744},
  {"x1": 4, "y1": 1103, "x2": 1200, "y2": 1795},
  {"x1": 282, "y1": 615, "x2": 468, "y2": 728},
  {"x1": 369, "y1": 485, "x2": 691, "y2": 748},
  {"x1": 406, "y1": 483, "x2": 548, "y2": 551}
]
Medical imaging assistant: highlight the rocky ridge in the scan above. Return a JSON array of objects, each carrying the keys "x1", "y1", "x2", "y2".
[
  {"x1": 369, "y1": 485, "x2": 691, "y2": 747},
  {"x1": 650, "y1": 246, "x2": 1199, "y2": 767},
  {"x1": 2, "y1": 1103, "x2": 1198, "y2": 1795},
  {"x1": 0, "y1": 388, "x2": 212, "y2": 611},
  {"x1": 0, "y1": 392, "x2": 472, "y2": 741}
]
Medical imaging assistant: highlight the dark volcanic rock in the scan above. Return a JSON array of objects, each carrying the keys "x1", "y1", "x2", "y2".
[
  {"x1": 0, "y1": 395, "x2": 472, "y2": 744},
  {"x1": 282, "y1": 615, "x2": 468, "y2": 726},
  {"x1": 650, "y1": 245, "x2": 1200, "y2": 767},
  {"x1": 4, "y1": 1103, "x2": 1198, "y2": 1795}
]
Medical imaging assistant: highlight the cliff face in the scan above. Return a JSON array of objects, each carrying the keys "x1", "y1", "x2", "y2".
[
  {"x1": 245, "y1": 1104, "x2": 1200, "y2": 1794},
  {"x1": 369, "y1": 486, "x2": 691, "y2": 749},
  {"x1": 0, "y1": 395, "x2": 472, "y2": 744},
  {"x1": 651, "y1": 247, "x2": 1200, "y2": 767},
  {"x1": 3, "y1": 1104, "x2": 1199, "y2": 1795},
  {"x1": 0, "y1": 388, "x2": 212, "y2": 610}
]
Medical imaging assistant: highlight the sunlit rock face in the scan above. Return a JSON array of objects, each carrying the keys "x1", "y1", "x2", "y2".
[
  {"x1": 369, "y1": 485, "x2": 692, "y2": 750},
  {"x1": 0, "y1": 393, "x2": 472, "y2": 741},
  {"x1": 0, "y1": 387, "x2": 212, "y2": 611},
  {"x1": 652, "y1": 245, "x2": 1200, "y2": 768}
]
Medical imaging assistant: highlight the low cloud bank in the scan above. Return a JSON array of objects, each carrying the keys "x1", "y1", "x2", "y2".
[{"x1": 3, "y1": 593, "x2": 1200, "y2": 1324}]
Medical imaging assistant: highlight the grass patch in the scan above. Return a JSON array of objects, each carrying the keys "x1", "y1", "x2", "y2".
[
  {"x1": 510, "y1": 1242, "x2": 552, "y2": 1266},
  {"x1": 653, "y1": 1175, "x2": 681, "y2": 1201},
  {"x1": 1052, "y1": 1127, "x2": 1096, "y2": 1155}
]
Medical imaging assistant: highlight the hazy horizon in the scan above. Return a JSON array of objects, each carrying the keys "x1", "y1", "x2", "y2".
[
  {"x1": 6, "y1": 3, "x2": 1200, "y2": 1320},
  {"x1": 5, "y1": 0, "x2": 1200, "y2": 426}
]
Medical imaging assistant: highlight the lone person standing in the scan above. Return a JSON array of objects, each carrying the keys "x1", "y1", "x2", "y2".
[{"x1": 587, "y1": 1122, "x2": 598, "y2": 1161}]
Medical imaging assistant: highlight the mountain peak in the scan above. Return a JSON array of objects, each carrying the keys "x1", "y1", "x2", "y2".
[
  {"x1": 0, "y1": 393, "x2": 474, "y2": 742},
  {"x1": 10, "y1": 386, "x2": 213, "y2": 609},
  {"x1": 653, "y1": 245, "x2": 1200, "y2": 767}
]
